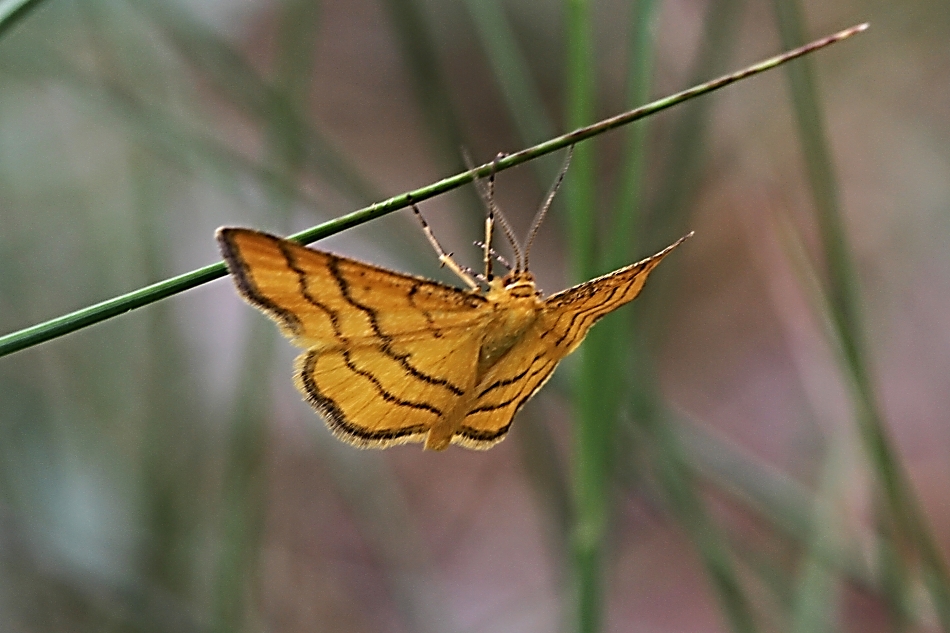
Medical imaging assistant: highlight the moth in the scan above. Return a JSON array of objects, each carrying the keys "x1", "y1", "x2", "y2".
[{"x1": 217, "y1": 154, "x2": 689, "y2": 450}]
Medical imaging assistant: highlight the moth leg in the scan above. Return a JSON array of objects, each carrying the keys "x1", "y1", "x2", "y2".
[
  {"x1": 483, "y1": 201, "x2": 494, "y2": 281},
  {"x1": 408, "y1": 195, "x2": 480, "y2": 291},
  {"x1": 473, "y1": 240, "x2": 512, "y2": 271}
]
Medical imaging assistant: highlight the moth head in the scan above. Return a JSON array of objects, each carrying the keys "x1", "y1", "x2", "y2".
[{"x1": 501, "y1": 271, "x2": 538, "y2": 297}]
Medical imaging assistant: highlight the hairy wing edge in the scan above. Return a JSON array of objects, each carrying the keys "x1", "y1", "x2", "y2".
[{"x1": 295, "y1": 349, "x2": 431, "y2": 448}]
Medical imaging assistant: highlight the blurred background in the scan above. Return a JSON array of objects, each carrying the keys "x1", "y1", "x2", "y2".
[{"x1": 0, "y1": 0, "x2": 948, "y2": 631}]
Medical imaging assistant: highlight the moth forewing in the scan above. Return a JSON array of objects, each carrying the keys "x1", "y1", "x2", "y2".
[{"x1": 541, "y1": 232, "x2": 693, "y2": 354}]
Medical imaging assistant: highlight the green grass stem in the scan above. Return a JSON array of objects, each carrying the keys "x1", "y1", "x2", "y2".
[
  {"x1": 0, "y1": 0, "x2": 46, "y2": 39},
  {"x1": 615, "y1": 4, "x2": 759, "y2": 630},
  {"x1": 647, "y1": 0, "x2": 744, "y2": 244},
  {"x1": 0, "y1": 23, "x2": 867, "y2": 359},
  {"x1": 132, "y1": 0, "x2": 381, "y2": 205},
  {"x1": 212, "y1": 4, "x2": 323, "y2": 631},
  {"x1": 774, "y1": 4, "x2": 950, "y2": 629},
  {"x1": 463, "y1": 0, "x2": 558, "y2": 186}
]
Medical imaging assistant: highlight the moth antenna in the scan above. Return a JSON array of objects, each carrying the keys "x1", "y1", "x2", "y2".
[
  {"x1": 486, "y1": 153, "x2": 524, "y2": 271},
  {"x1": 473, "y1": 241, "x2": 513, "y2": 271},
  {"x1": 465, "y1": 151, "x2": 523, "y2": 272},
  {"x1": 409, "y1": 195, "x2": 480, "y2": 290},
  {"x1": 524, "y1": 146, "x2": 573, "y2": 271}
]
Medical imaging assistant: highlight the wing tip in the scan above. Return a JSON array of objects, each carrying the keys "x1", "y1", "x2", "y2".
[
  {"x1": 216, "y1": 227, "x2": 306, "y2": 337},
  {"x1": 655, "y1": 230, "x2": 694, "y2": 259}
]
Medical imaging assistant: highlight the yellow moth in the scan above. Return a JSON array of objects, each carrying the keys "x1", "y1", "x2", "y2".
[{"x1": 217, "y1": 154, "x2": 689, "y2": 450}]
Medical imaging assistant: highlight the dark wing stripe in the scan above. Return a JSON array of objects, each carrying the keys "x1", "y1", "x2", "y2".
[
  {"x1": 466, "y1": 358, "x2": 556, "y2": 414},
  {"x1": 456, "y1": 421, "x2": 513, "y2": 443},
  {"x1": 339, "y1": 349, "x2": 444, "y2": 415},
  {"x1": 218, "y1": 230, "x2": 303, "y2": 336},
  {"x1": 477, "y1": 352, "x2": 545, "y2": 397},
  {"x1": 325, "y1": 256, "x2": 467, "y2": 396},
  {"x1": 297, "y1": 350, "x2": 431, "y2": 442},
  {"x1": 550, "y1": 284, "x2": 622, "y2": 347},
  {"x1": 456, "y1": 359, "x2": 556, "y2": 442},
  {"x1": 407, "y1": 281, "x2": 438, "y2": 328},
  {"x1": 278, "y1": 240, "x2": 344, "y2": 337},
  {"x1": 544, "y1": 259, "x2": 653, "y2": 346}
]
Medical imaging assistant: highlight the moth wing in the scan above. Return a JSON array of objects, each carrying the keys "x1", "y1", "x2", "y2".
[
  {"x1": 454, "y1": 321, "x2": 562, "y2": 449},
  {"x1": 540, "y1": 234, "x2": 690, "y2": 354},
  {"x1": 295, "y1": 327, "x2": 484, "y2": 448},
  {"x1": 217, "y1": 227, "x2": 494, "y2": 448},
  {"x1": 216, "y1": 227, "x2": 491, "y2": 347},
  {"x1": 453, "y1": 234, "x2": 690, "y2": 449}
]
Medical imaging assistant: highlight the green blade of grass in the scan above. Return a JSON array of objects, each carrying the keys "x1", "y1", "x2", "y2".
[
  {"x1": 212, "y1": 3, "x2": 323, "y2": 631},
  {"x1": 563, "y1": 0, "x2": 607, "y2": 628},
  {"x1": 0, "y1": 0, "x2": 47, "y2": 39},
  {"x1": 675, "y1": 415, "x2": 876, "y2": 590},
  {"x1": 564, "y1": 0, "x2": 596, "y2": 282},
  {"x1": 381, "y1": 0, "x2": 469, "y2": 175},
  {"x1": 0, "y1": 23, "x2": 867, "y2": 359},
  {"x1": 606, "y1": 0, "x2": 659, "y2": 265},
  {"x1": 0, "y1": 44, "x2": 331, "y2": 213},
  {"x1": 131, "y1": 0, "x2": 382, "y2": 206},
  {"x1": 651, "y1": 409, "x2": 760, "y2": 633},
  {"x1": 614, "y1": 2, "x2": 759, "y2": 630},
  {"x1": 772, "y1": 4, "x2": 950, "y2": 629},
  {"x1": 647, "y1": 0, "x2": 744, "y2": 245},
  {"x1": 463, "y1": 0, "x2": 559, "y2": 186}
]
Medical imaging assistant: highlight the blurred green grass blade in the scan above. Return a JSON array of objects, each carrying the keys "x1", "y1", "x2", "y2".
[
  {"x1": 570, "y1": 2, "x2": 662, "y2": 626},
  {"x1": 0, "y1": 26, "x2": 867, "y2": 357},
  {"x1": 131, "y1": 0, "x2": 381, "y2": 206},
  {"x1": 0, "y1": 0, "x2": 46, "y2": 39},
  {"x1": 213, "y1": 320, "x2": 273, "y2": 633},
  {"x1": 789, "y1": 539, "x2": 838, "y2": 633},
  {"x1": 266, "y1": 0, "x2": 322, "y2": 207},
  {"x1": 772, "y1": 3, "x2": 950, "y2": 629},
  {"x1": 769, "y1": 206, "x2": 950, "y2": 628},
  {"x1": 614, "y1": 2, "x2": 756, "y2": 630},
  {"x1": 463, "y1": 0, "x2": 558, "y2": 183},
  {"x1": 213, "y1": 4, "x2": 324, "y2": 630},
  {"x1": 651, "y1": 410, "x2": 759, "y2": 633},
  {"x1": 562, "y1": 4, "x2": 664, "y2": 605},
  {"x1": 648, "y1": 0, "x2": 744, "y2": 244},
  {"x1": 514, "y1": 405, "x2": 573, "y2": 562},
  {"x1": 0, "y1": 44, "x2": 327, "y2": 212},
  {"x1": 564, "y1": 0, "x2": 608, "y2": 628},
  {"x1": 789, "y1": 450, "x2": 847, "y2": 633},
  {"x1": 89, "y1": 14, "x2": 216, "y2": 611},
  {"x1": 564, "y1": 0, "x2": 596, "y2": 281},
  {"x1": 381, "y1": 0, "x2": 471, "y2": 178},
  {"x1": 772, "y1": 0, "x2": 863, "y2": 377},
  {"x1": 771, "y1": 118, "x2": 924, "y2": 627},
  {"x1": 607, "y1": 0, "x2": 659, "y2": 266},
  {"x1": 676, "y1": 417, "x2": 876, "y2": 590},
  {"x1": 622, "y1": 339, "x2": 759, "y2": 632}
]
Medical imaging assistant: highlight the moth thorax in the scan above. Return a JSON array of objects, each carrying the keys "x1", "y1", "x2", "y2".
[{"x1": 502, "y1": 272, "x2": 538, "y2": 298}]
